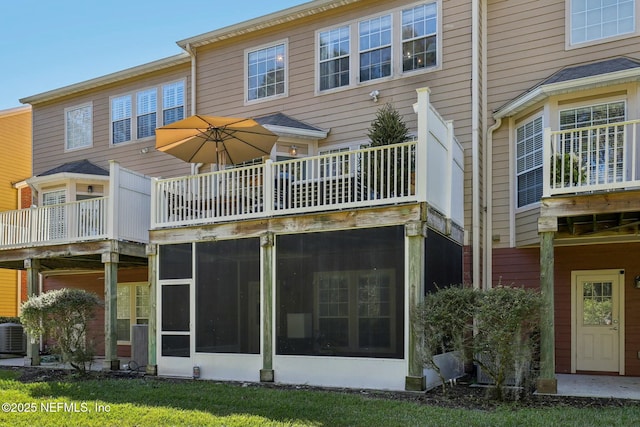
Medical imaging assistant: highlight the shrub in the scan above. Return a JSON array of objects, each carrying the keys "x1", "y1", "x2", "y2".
[
  {"x1": 20, "y1": 288, "x2": 101, "y2": 373},
  {"x1": 413, "y1": 285, "x2": 544, "y2": 400},
  {"x1": 0, "y1": 317, "x2": 21, "y2": 324}
]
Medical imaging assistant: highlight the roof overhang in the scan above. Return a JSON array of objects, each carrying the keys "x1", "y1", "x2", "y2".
[
  {"x1": 263, "y1": 124, "x2": 329, "y2": 140},
  {"x1": 26, "y1": 173, "x2": 109, "y2": 193},
  {"x1": 19, "y1": 53, "x2": 191, "y2": 106},
  {"x1": 177, "y1": 0, "x2": 361, "y2": 49},
  {"x1": 493, "y1": 67, "x2": 640, "y2": 119}
]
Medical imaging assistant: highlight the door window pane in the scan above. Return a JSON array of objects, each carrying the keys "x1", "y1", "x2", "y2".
[
  {"x1": 582, "y1": 281, "x2": 613, "y2": 325},
  {"x1": 162, "y1": 284, "x2": 189, "y2": 332}
]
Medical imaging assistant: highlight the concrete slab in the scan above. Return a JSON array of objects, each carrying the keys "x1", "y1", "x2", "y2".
[{"x1": 555, "y1": 374, "x2": 640, "y2": 400}]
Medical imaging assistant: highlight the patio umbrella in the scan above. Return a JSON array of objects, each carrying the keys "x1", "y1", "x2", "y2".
[{"x1": 155, "y1": 115, "x2": 278, "y2": 165}]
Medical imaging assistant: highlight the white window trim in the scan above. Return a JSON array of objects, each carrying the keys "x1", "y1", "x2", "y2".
[
  {"x1": 110, "y1": 83, "x2": 180, "y2": 146},
  {"x1": 565, "y1": 0, "x2": 640, "y2": 49},
  {"x1": 162, "y1": 79, "x2": 186, "y2": 126},
  {"x1": 314, "y1": 0, "x2": 442, "y2": 95},
  {"x1": 64, "y1": 102, "x2": 93, "y2": 152},
  {"x1": 244, "y1": 38, "x2": 289, "y2": 105}
]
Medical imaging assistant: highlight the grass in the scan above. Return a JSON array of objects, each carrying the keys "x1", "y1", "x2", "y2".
[{"x1": 0, "y1": 370, "x2": 638, "y2": 427}]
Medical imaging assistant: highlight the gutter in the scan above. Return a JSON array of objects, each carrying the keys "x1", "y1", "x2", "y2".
[
  {"x1": 483, "y1": 118, "x2": 502, "y2": 291},
  {"x1": 184, "y1": 42, "x2": 203, "y2": 175},
  {"x1": 471, "y1": 0, "x2": 480, "y2": 289}
]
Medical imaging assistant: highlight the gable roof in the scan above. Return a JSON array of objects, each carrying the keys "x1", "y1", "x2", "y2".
[
  {"x1": 38, "y1": 159, "x2": 109, "y2": 177},
  {"x1": 494, "y1": 57, "x2": 640, "y2": 119},
  {"x1": 255, "y1": 112, "x2": 329, "y2": 139}
]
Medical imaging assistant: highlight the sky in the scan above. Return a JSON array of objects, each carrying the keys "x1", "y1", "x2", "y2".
[{"x1": 0, "y1": 0, "x2": 307, "y2": 111}]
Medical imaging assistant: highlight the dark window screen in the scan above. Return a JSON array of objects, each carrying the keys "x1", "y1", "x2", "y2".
[
  {"x1": 159, "y1": 243, "x2": 192, "y2": 279},
  {"x1": 161, "y1": 335, "x2": 190, "y2": 357},
  {"x1": 162, "y1": 284, "x2": 189, "y2": 331}
]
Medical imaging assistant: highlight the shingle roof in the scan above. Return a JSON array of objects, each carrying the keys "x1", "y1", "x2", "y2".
[
  {"x1": 254, "y1": 112, "x2": 326, "y2": 133},
  {"x1": 540, "y1": 57, "x2": 640, "y2": 85},
  {"x1": 38, "y1": 160, "x2": 109, "y2": 177}
]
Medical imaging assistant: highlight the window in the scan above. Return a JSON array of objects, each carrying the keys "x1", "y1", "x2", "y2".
[
  {"x1": 359, "y1": 15, "x2": 392, "y2": 82},
  {"x1": 559, "y1": 101, "x2": 626, "y2": 183},
  {"x1": 516, "y1": 116, "x2": 543, "y2": 208},
  {"x1": 402, "y1": 3, "x2": 437, "y2": 72},
  {"x1": 162, "y1": 81, "x2": 185, "y2": 125},
  {"x1": 317, "y1": 2, "x2": 439, "y2": 92},
  {"x1": 65, "y1": 104, "x2": 92, "y2": 150},
  {"x1": 116, "y1": 283, "x2": 149, "y2": 343},
  {"x1": 319, "y1": 26, "x2": 350, "y2": 90},
  {"x1": 570, "y1": 0, "x2": 636, "y2": 45},
  {"x1": 111, "y1": 80, "x2": 185, "y2": 144},
  {"x1": 247, "y1": 42, "x2": 286, "y2": 102},
  {"x1": 137, "y1": 89, "x2": 157, "y2": 139},
  {"x1": 111, "y1": 95, "x2": 132, "y2": 144}
]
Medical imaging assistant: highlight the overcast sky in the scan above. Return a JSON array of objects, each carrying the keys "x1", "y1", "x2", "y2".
[{"x1": 0, "y1": 0, "x2": 306, "y2": 111}]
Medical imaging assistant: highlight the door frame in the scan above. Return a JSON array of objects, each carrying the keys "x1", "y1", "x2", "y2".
[{"x1": 570, "y1": 269, "x2": 625, "y2": 374}]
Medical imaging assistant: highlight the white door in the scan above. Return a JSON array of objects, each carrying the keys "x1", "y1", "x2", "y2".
[{"x1": 573, "y1": 270, "x2": 623, "y2": 373}]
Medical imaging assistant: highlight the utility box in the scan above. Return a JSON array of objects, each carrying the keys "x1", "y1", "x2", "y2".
[
  {"x1": 0, "y1": 323, "x2": 26, "y2": 354},
  {"x1": 131, "y1": 324, "x2": 148, "y2": 368}
]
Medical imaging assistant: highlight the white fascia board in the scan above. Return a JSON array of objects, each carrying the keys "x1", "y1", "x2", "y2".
[
  {"x1": 263, "y1": 124, "x2": 329, "y2": 140},
  {"x1": 20, "y1": 54, "x2": 191, "y2": 106},
  {"x1": 177, "y1": 0, "x2": 361, "y2": 49},
  {"x1": 493, "y1": 68, "x2": 640, "y2": 119},
  {"x1": 26, "y1": 173, "x2": 109, "y2": 191}
]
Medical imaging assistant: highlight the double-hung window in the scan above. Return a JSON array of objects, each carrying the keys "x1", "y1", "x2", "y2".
[
  {"x1": 65, "y1": 103, "x2": 92, "y2": 150},
  {"x1": 359, "y1": 15, "x2": 392, "y2": 82},
  {"x1": 569, "y1": 0, "x2": 636, "y2": 45},
  {"x1": 162, "y1": 81, "x2": 185, "y2": 125},
  {"x1": 111, "y1": 95, "x2": 132, "y2": 144},
  {"x1": 246, "y1": 41, "x2": 287, "y2": 102},
  {"x1": 319, "y1": 26, "x2": 351, "y2": 90},
  {"x1": 117, "y1": 283, "x2": 150, "y2": 343},
  {"x1": 317, "y1": 1, "x2": 439, "y2": 92},
  {"x1": 402, "y1": 3, "x2": 438, "y2": 72},
  {"x1": 137, "y1": 89, "x2": 157, "y2": 139},
  {"x1": 516, "y1": 116, "x2": 544, "y2": 208}
]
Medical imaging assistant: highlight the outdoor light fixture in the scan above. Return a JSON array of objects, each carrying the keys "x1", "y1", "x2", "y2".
[
  {"x1": 289, "y1": 145, "x2": 298, "y2": 156},
  {"x1": 635, "y1": 275, "x2": 640, "y2": 289},
  {"x1": 87, "y1": 185, "x2": 93, "y2": 193},
  {"x1": 369, "y1": 90, "x2": 380, "y2": 102}
]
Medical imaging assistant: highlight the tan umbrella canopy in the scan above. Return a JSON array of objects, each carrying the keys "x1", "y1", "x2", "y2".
[{"x1": 155, "y1": 115, "x2": 278, "y2": 165}]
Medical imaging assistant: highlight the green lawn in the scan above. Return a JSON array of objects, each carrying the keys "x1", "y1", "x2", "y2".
[{"x1": 0, "y1": 370, "x2": 638, "y2": 427}]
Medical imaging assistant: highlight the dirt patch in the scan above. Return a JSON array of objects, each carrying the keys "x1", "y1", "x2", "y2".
[{"x1": 2, "y1": 366, "x2": 637, "y2": 410}]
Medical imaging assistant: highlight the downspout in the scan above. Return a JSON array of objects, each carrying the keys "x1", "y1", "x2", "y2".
[
  {"x1": 471, "y1": 0, "x2": 480, "y2": 289},
  {"x1": 483, "y1": 117, "x2": 502, "y2": 291},
  {"x1": 184, "y1": 42, "x2": 203, "y2": 175}
]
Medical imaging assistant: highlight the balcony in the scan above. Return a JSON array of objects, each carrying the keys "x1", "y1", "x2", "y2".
[
  {"x1": 0, "y1": 163, "x2": 151, "y2": 250},
  {"x1": 151, "y1": 88, "x2": 464, "y2": 230},
  {"x1": 543, "y1": 119, "x2": 640, "y2": 197}
]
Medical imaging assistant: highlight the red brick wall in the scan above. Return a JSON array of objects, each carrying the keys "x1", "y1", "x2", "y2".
[
  {"x1": 42, "y1": 267, "x2": 147, "y2": 358},
  {"x1": 19, "y1": 186, "x2": 32, "y2": 209},
  {"x1": 493, "y1": 243, "x2": 640, "y2": 376}
]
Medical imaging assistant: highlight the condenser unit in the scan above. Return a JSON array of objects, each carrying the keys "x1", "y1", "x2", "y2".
[{"x1": 0, "y1": 323, "x2": 26, "y2": 354}]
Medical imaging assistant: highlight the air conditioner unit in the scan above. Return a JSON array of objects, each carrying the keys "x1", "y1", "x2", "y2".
[
  {"x1": 0, "y1": 323, "x2": 26, "y2": 354},
  {"x1": 131, "y1": 324, "x2": 148, "y2": 369}
]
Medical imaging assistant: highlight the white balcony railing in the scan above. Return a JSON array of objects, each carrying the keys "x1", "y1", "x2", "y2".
[
  {"x1": 152, "y1": 87, "x2": 464, "y2": 229},
  {"x1": 544, "y1": 119, "x2": 640, "y2": 196},
  {"x1": 0, "y1": 162, "x2": 151, "y2": 249}
]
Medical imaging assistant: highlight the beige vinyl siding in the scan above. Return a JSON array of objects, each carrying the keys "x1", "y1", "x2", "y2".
[
  {"x1": 515, "y1": 207, "x2": 541, "y2": 247},
  {"x1": 32, "y1": 64, "x2": 192, "y2": 179},
  {"x1": 194, "y1": 0, "x2": 473, "y2": 227},
  {"x1": 0, "y1": 108, "x2": 31, "y2": 316}
]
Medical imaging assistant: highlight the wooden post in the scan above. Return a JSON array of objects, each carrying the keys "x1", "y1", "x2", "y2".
[
  {"x1": 260, "y1": 232, "x2": 275, "y2": 382},
  {"x1": 102, "y1": 252, "x2": 120, "y2": 371},
  {"x1": 537, "y1": 216, "x2": 557, "y2": 394},
  {"x1": 405, "y1": 221, "x2": 426, "y2": 391},
  {"x1": 24, "y1": 259, "x2": 40, "y2": 366},
  {"x1": 146, "y1": 244, "x2": 158, "y2": 375}
]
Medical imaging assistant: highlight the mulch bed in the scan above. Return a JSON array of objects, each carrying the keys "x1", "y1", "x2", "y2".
[{"x1": 2, "y1": 366, "x2": 638, "y2": 411}]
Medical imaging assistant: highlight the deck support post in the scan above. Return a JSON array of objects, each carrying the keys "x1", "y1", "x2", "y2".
[
  {"x1": 24, "y1": 258, "x2": 41, "y2": 366},
  {"x1": 146, "y1": 244, "x2": 158, "y2": 375},
  {"x1": 102, "y1": 252, "x2": 120, "y2": 371},
  {"x1": 260, "y1": 232, "x2": 275, "y2": 382},
  {"x1": 405, "y1": 221, "x2": 426, "y2": 391},
  {"x1": 537, "y1": 216, "x2": 557, "y2": 394}
]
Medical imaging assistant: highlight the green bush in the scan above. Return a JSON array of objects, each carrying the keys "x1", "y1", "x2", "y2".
[
  {"x1": 413, "y1": 285, "x2": 544, "y2": 400},
  {"x1": 0, "y1": 316, "x2": 21, "y2": 324},
  {"x1": 20, "y1": 288, "x2": 101, "y2": 373}
]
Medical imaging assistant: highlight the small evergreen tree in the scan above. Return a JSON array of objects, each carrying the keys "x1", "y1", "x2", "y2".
[
  {"x1": 364, "y1": 104, "x2": 413, "y2": 196},
  {"x1": 21, "y1": 288, "x2": 101, "y2": 373}
]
